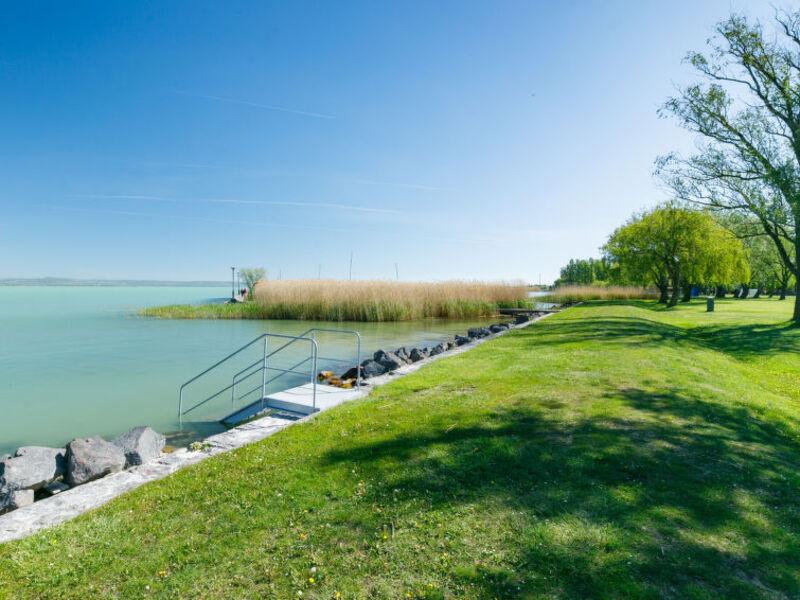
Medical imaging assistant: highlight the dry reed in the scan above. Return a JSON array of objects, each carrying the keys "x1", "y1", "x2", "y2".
[
  {"x1": 250, "y1": 279, "x2": 529, "y2": 321},
  {"x1": 539, "y1": 285, "x2": 658, "y2": 304}
]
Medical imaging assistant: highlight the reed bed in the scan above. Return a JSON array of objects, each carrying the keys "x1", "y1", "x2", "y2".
[
  {"x1": 249, "y1": 279, "x2": 529, "y2": 321},
  {"x1": 141, "y1": 280, "x2": 530, "y2": 321},
  {"x1": 539, "y1": 285, "x2": 658, "y2": 304}
]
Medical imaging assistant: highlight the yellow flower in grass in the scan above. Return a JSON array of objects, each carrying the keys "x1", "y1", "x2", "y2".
[
  {"x1": 308, "y1": 577, "x2": 315, "y2": 583},
  {"x1": 299, "y1": 533, "x2": 307, "y2": 540}
]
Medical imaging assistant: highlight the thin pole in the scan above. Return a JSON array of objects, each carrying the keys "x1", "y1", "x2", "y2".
[
  {"x1": 231, "y1": 266, "x2": 235, "y2": 299},
  {"x1": 261, "y1": 337, "x2": 268, "y2": 409},
  {"x1": 395, "y1": 263, "x2": 399, "y2": 281},
  {"x1": 279, "y1": 269, "x2": 282, "y2": 281},
  {"x1": 318, "y1": 264, "x2": 321, "y2": 279}
]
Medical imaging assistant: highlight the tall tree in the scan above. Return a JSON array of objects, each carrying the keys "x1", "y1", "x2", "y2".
[
  {"x1": 603, "y1": 204, "x2": 748, "y2": 306},
  {"x1": 657, "y1": 9, "x2": 800, "y2": 321}
]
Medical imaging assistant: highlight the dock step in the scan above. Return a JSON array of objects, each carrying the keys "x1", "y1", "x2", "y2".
[{"x1": 220, "y1": 383, "x2": 364, "y2": 426}]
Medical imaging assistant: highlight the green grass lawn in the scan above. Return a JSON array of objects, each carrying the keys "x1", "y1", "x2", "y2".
[{"x1": 2, "y1": 299, "x2": 799, "y2": 599}]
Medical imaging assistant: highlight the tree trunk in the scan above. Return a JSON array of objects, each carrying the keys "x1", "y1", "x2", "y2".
[
  {"x1": 716, "y1": 285, "x2": 726, "y2": 298},
  {"x1": 668, "y1": 282, "x2": 681, "y2": 307},
  {"x1": 681, "y1": 284, "x2": 692, "y2": 302},
  {"x1": 794, "y1": 240, "x2": 800, "y2": 323},
  {"x1": 753, "y1": 286, "x2": 762, "y2": 298},
  {"x1": 794, "y1": 277, "x2": 800, "y2": 322},
  {"x1": 794, "y1": 279, "x2": 800, "y2": 321},
  {"x1": 657, "y1": 280, "x2": 668, "y2": 304},
  {"x1": 780, "y1": 287, "x2": 787, "y2": 300}
]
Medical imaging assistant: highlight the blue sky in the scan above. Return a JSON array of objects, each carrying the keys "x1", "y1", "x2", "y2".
[{"x1": 0, "y1": 1, "x2": 775, "y2": 283}]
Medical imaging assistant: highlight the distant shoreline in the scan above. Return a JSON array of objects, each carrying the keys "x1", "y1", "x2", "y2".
[{"x1": 0, "y1": 278, "x2": 228, "y2": 287}]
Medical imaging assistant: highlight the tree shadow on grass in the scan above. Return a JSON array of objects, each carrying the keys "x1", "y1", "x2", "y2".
[
  {"x1": 531, "y1": 309, "x2": 800, "y2": 360},
  {"x1": 691, "y1": 322, "x2": 800, "y2": 359},
  {"x1": 319, "y1": 387, "x2": 800, "y2": 599},
  {"x1": 526, "y1": 315, "x2": 689, "y2": 348}
]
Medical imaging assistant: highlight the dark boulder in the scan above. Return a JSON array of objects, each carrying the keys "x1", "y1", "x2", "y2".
[
  {"x1": 455, "y1": 335, "x2": 471, "y2": 346},
  {"x1": 394, "y1": 347, "x2": 411, "y2": 364},
  {"x1": 112, "y1": 426, "x2": 166, "y2": 468},
  {"x1": 489, "y1": 324, "x2": 504, "y2": 333},
  {"x1": 409, "y1": 347, "x2": 429, "y2": 362},
  {"x1": 468, "y1": 327, "x2": 491, "y2": 339},
  {"x1": 340, "y1": 365, "x2": 365, "y2": 381},
  {"x1": 65, "y1": 437, "x2": 126, "y2": 487},
  {"x1": 0, "y1": 446, "x2": 65, "y2": 492},
  {"x1": 360, "y1": 359, "x2": 387, "y2": 378},
  {"x1": 428, "y1": 342, "x2": 447, "y2": 356},
  {"x1": 0, "y1": 489, "x2": 33, "y2": 515},
  {"x1": 374, "y1": 350, "x2": 404, "y2": 371}
]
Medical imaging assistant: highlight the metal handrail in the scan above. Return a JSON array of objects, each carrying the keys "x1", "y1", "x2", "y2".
[
  {"x1": 305, "y1": 328, "x2": 361, "y2": 390},
  {"x1": 178, "y1": 333, "x2": 319, "y2": 419},
  {"x1": 178, "y1": 328, "x2": 360, "y2": 423},
  {"x1": 229, "y1": 328, "x2": 361, "y2": 400}
]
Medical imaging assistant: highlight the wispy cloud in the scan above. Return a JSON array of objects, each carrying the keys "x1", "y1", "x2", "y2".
[
  {"x1": 175, "y1": 90, "x2": 334, "y2": 119},
  {"x1": 70, "y1": 194, "x2": 399, "y2": 215},
  {"x1": 343, "y1": 178, "x2": 450, "y2": 192},
  {"x1": 40, "y1": 205, "x2": 515, "y2": 247}
]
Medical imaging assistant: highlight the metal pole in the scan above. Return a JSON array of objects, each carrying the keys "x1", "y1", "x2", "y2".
[
  {"x1": 311, "y1": 340, "x2": 318, "y2": 411},
  {"x1": 356, "y1": 334, "x2": 361, "y2": 390},
  {"x1": 231, "y1": 266, "x2": 235, "y2": 299},
  {"x1": 261, "y1": 337, "x2": 268, "y2": 408},
  {"x1": 395, "y1": 263, "x2": 399, "y2": 281}
]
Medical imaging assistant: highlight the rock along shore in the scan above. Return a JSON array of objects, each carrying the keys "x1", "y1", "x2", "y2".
[{"x1": 0, "y1": 310, "x2": 558, "y2": 544}]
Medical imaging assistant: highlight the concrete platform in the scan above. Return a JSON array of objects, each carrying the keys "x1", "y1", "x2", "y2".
[{"x1": 221, "y1": 383, "x2": 366, "y2": 424}]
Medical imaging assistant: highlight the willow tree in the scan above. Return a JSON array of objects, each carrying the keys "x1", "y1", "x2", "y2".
[
  {"x1": 657, "y1": 9, "x2": 800, "y2": 321},
  {"x1": 603, "y1": 204, "x2": 749, "y2": 306}
]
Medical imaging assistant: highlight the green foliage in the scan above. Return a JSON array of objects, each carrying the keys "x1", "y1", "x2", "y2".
[
  {"x1": 554, "y1": 257, "x2": 613, "y2": 286},
  {"x1": 604, "y1": 203, "x2": 748, "y2": 305},
  {"x1": 3, "y1": 300, "x2": 800, "y2": 598},
  {"x1": 140, "y1": 298, "x2": 533, "y2": 322},
  {"x1": 238, "y1": 267, "x2": 266, "y2": 298},
  {"x1": 657, "y1": 9, "x2": 800, "y2": 319}
]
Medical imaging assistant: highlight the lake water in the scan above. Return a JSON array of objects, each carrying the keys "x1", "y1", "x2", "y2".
[{"x1": 0, "y1": 287, "x2": 495, "y2": 455}]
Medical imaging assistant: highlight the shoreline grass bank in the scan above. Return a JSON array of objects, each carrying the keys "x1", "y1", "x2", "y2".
[
  {"x1": 142, "y1": 279, "x2": 532, "y2": 321},
  {"x1": 6, "y1": 298, "x2": 799, "y2": 598}
]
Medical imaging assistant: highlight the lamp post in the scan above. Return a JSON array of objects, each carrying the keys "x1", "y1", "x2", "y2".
[{"x1": 231, "y1": 266, "x2": 235, "y2": 300}]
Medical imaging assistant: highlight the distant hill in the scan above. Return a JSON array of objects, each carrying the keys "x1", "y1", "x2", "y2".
[{"x1": 0, "y1": 277, "x2": 228, "y2": 287}]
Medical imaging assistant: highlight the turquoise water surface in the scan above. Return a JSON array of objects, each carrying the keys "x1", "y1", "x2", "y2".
[{"x1": 0, "y1": 287, "x2": 492, "y2": 455}]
